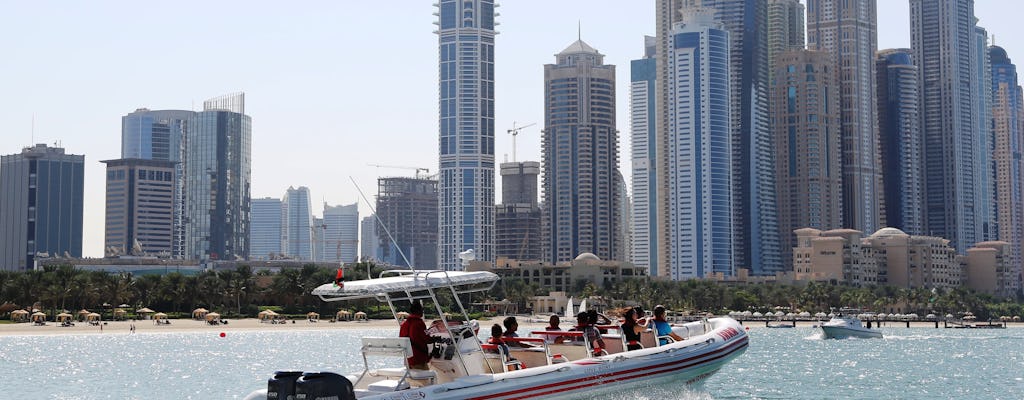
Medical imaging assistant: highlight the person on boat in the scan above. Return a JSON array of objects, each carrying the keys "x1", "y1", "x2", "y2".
[
  {"x1": 399, "y1": 301, "x2": 433, "y2": 370},
  {"x1": 544, "y1": 314, "x2": 566, "y2": 344},
  {"x1": 501, "y1": 316, "x2": 535, "y2": 348},
  {"x1": 651, "y1": 305, "x2": 683, "y2": 346},
  {"x1": 620, "y1": 307, "x2": 644, "y2": 351},
  {"x1": 487, "y1": 324, "x2": 523, "y2": 370},
  {"x1": 576, "y1": 312, "x2": 606, "y2": 356}
]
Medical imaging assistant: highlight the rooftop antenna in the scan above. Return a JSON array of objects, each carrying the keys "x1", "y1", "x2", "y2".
[{"x1": 578, "y1": 20, "x2": 581, "y2": 41}]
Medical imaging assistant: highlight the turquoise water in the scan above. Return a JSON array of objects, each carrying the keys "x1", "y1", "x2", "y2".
[{"x1": 1, "y1": 327, "x2": 1022, "y2": 399}]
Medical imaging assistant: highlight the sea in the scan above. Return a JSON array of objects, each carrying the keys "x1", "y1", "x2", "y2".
[{"x1": 1, "y1": 326, "x2": 1022, "y2": 399}]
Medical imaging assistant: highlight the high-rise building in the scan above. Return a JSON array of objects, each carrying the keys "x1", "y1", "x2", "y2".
[
  {"x1": 496, "y1": 162, "x2": 541, "y2": 261},
  {"x1": 435, "y1": 0, "x2": 496, "y2": 270},
  {"x1": 989, "y1": 45, "x2": 1024, "y2": 295},
  {"x1": 665, "y1": 9, "x2": 735, "y2": 279},
  {"x1": 312, "y1": 216, "x2": 324, "y2": 262},
  {"x1": 876, "y1": 49, "x2": 923, "y2": 235},
  {"x1": 974, "y1": 26, "x2": 996, "y2": 242},
  {"x1": 121, "y1": 108, "x2": 193, "y2": 258},
  {"x1": 377, "y1": 177, "x2": 438, "y2": 268},
  {"x1": 772, "y1": 49, "x2": 842, "y2": 269},
  {"x1": 631, "y1": 35, "x2": 659, "y2": 277},
  {"x1": 250, "y1": 197, "x2": 282, "y2": 260},
  {"x1": 102, "y1": 159, "x2": 176, "y2": 257},
  {"x1": 322, "y1": 202, "x2": 359, "y2": 263},
  {"x1": 282, "y1": 186, "x2": 314, "y2": 260},
  {"x1": 360, "y1": 215, "x2": 380, "y2": 262},
  {"x1": 767, "y1": 0, "x2": 805, "y2": 74},
  {"x1": 807, "y1": 0, "x2": 885, "y2": 235},
  {"x1": 184, "y1": 93, "x2": 251, "y2": 261},
  {"x1": 542, "y1": 39, "x2": 621, "y2": 263},
  {"x1": 0, "y1": 144, "x2": 84, "y2": 271},
  {"x1": 911, "y1": 0, "x2": 986, "y2": 252}
]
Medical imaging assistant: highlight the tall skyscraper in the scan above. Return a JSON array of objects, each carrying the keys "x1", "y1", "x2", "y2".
[
  {"x1": 666, "y1": 9, "x2": 735, "y2": 279},
  {"x1": 542, "y1": 39, "x2": 621, "y2": 263},
  {"x1": 184, "y1": 93, "x2": 251, "y2": 261},
  {"x1": 283, "y1": 186, "x2": 314, "y2": 260},
  {"x1": 377, "y1": 177, "x2": 439, "y2": 268},
  {"x1": 102, "y1": 159, "x2": 176, "y2": 257},
  {"x1": 989, "y1": 45, "x2": 1023, "y2": 294},
  {"x1": 911, "y1": 0, "x2": 986, "y2": 252},
  {"x1": 435, "y1": 0, "x2": 496, "y2": 270},
  {"x1": 974, "y1": 26, "x2": 996, "y2": 242},
  {"x1": 807, "y1": 0, "x2": 885, "y2": 235},
  {"x1": 767, "y1": 0, "x2": 805, "y2": 73},
  {"x1": 0, "y1": 144, "x2": 84, "y2": 271},
  {"x1": 250, "y1": 197, "x2": 283, "y2": 260},
  {"x1": 360, "y1": 215, "x2": 380, "y2": 262},
  {"x1": 876, "y1": 49, "x2": 923, "y2": 235},
  {"x1": 496, "y1": 161, "x2": 541, "y2": 261},
  {"x1": 772, "y1": 49, "x2": 842, "y2": 268},
  {"x1": 121, "y1": 108, "x2": 193, "y2": 258},
  {"x1": 631, "y1": 35, "x2": 659, "y2": 276},
  {"x1": 322, "y1": 202, "x2": 359, "y2": 263}
]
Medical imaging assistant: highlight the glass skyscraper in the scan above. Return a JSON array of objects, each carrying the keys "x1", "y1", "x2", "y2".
[
  {"x1": 631, "y1": 36, "x2": 658, "y2": 276},
  {"x1": 322, "y1": 202, "x2": 359, "y2": 263},
  {"x1": 283, "y1": 186, "x2": 314, "y2": 261},
  {"x1": 435, "y1": 0, "x2": 496, "y2": 270},
  {"x1": 102, "y1": 159, "x2": 176, "y2": 257},
  {"x1": 989, "y1": 45, "x2": 1023, "y2": 294},
  {"x1": 876, "y1": 49, "x2": 923, "y2": 236},
  {"x1": 250, "y1": 197, "x2": 282, "y2": 260}
]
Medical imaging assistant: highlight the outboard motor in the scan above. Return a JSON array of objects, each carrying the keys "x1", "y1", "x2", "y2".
[
  {"x1": 267, "y1": 371, "x2": 303, "y2": 400},
  {"x1": 295, "y1": 372, "x2": 355, "y2": 400}
]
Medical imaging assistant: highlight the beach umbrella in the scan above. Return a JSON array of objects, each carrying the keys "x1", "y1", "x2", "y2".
[
  {"x1": 336, "y1": 310, "x2": 351, "y2": 321},
  {"x1": 10, "y1": 309, "x2": 29, "y2": 322},
  {"x1": 86, "y1": 312, "x2": 101, "y2": 321},
  {"x1": 396, "y1": 311, "x2": 409, "y2": 318},
  {"x1": 354, "y1": 311, "x2": 367, "y2": 321},
  {"x1": 752, "y1": 312, "x2": 764, "y2": 318},
  {"x1": 306, "y1": 312, "x2": 320, "y2": 319},
  {"x1": 205, "y1": 312, "x2": 221, "y2": 321},
  {"x1": 192, "y1": 308, "x2": 209, "y2": 320},
  {"x1": 137, "y1": 308, "x2": 155, "y2": 314},
  {"x1": 118, "y1": 304, "x2": 130, "y2": 308},
  {"x1": 1013, "y1": 316, "x2": 1020, "y2": 322},
  {"x1": 31, "y1": 312, "x2": 47, "y2": 322},
  {"x1": 56, "y1": 312, "x2": 72, "y2": 322},
  {"x1": 741, "y1": 311, "x2": 752, "y2": 317},
  {"x1": 153, "y1": 312, "x2": 168, "y2": 322}
]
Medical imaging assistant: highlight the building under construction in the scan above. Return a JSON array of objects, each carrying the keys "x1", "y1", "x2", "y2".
[
  {"x1": 496, "y1": 161, "x2": 542, "y2": 261},
  {"x1": 376, "y1": 176, "x2": 438, "y2": 268}
]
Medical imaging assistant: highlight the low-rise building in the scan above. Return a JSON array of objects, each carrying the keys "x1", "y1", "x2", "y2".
[
  {"x1": 965, "y1": 241, "x2": 1015, "y2": 297},
  {"x1": 484, "y1": 253, "x2": 646, "y2": 293}
]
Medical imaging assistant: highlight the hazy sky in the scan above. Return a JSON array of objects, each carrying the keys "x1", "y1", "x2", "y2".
[{"x1": 1, "y1": 1, "x2": 1021, "y2": 258}]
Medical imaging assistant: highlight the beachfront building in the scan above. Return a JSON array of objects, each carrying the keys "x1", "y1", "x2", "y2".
[
  {"x1": 377, "y1": 176, "x2": 438, "y2": 268},
  {"x1": 435, "y1": 0, "x2": 497, "y2": 270},
  {"x1": 184, "y1": 93, "x2": 251, "y2": 261},
  {"x1": 282, "y1": 186, "x2": 314, "y2": 261},
  {"x1": 630, "y1": 35, "x2": 658, "y2": 277},
  {"x1": 102, "y1": 159, "x2": 176, "y2": 257},
  {"x1": 988, "y1": 45, "x2": 1024, "y2": 297},
  {"x1": 0, "y1": 144, "x2": 84, "y2": 271},
  {"x1": 250, "y1": 197, "x2": 283, "y2": 261},
  {"x1": 792, "y1": 228, "x2": 879, "y2": 286},
  {"x1": 876, "y1": 49, "x2": 923, "y2": 235},
  {"x1": 964, "y1": 241, "x2": 1018, "y2": 297},
  {"x1": 487, "y1": 254, "x2": 647, "y2": 294},
  {"x1": 321, "y1": 202, "x2": 359, "y2": 263},
  {"x1": 496, "y1": 161, "x2": 541, "y2": 262}
]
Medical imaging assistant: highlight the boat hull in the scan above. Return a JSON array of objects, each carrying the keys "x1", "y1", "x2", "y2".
[{"x1": 820, "y1": 325, "x2": 882, "y2": 339}]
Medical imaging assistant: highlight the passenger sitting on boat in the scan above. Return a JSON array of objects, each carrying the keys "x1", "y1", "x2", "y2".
[
  {"x1": 544, "y1": 314, "x2": 566, "y2": 344},
  {"x1": 620, "y1": 307, "x2": 644, "y2": 351},
  {"x1": 502, "y1": 316, "x2": 535, "y2": 348},
  {"x1": 576, "y1": 312, "x2": 606, "y2": 356},
  {"x1": 488, "y1": 324, "x2": 523, "y2": 369},
  {"x1": 651, "y1": 305, "x2": 683, "y2": 345},
  {"x1": 399, "y1": 301, "x2": 434, "y2": 370}
]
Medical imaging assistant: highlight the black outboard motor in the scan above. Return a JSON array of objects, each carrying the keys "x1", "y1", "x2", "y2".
[
  {"x1": 295, "y1": 372, "x2": 355, "y2": 400},
  {"x1": 267, "y1": 371, "x2": 303, "y2": 400}
]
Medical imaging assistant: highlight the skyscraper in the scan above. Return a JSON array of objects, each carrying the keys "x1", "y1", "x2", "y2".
[
  {"x1": 666, "y1": 8, "x2": 734, "y2": 279},
  {"x1": 360, "y1": 215, "x2": 380, "y2": 262},
  {"x1": 631, "y1": 35, "x2": 659, "y2": 276},
  {"x1": 542, "y1": 39, "x2": 620, "y2": 263},
  {"x1": 250, "y1": 197, "x2": 282, "y2": 260},
  {"x1": 876, "y1": 49, "x2": 923, "y2": 235},
  {"x1": 184, "y1": 93, "x2": 251, "y2": 261},
  {"x1": 911, "y1": 0, "x2": 986, "y2": 252},
  {"x1": 974, "y1": 26, "x2": 996, "y2": 242},
  {"x1": 283, "y1": 186, "x2": 314, "y2": 260},
  {"x1": 322, "y1": 202, "x2": 359, "y2": 263},
  {"x1": 435, "y1": 0, "x2": 496, "y2": 270},
  {"x1": 102, "y1": 159, "x2": 176, "y2": 257},
  {"x1": 496, "y1": 161, "x2": 541, "y2": 261},
  {"x1": 807, "y1": 0, "x2": 885, "y2": 235},
  {"x1": 772, "y1": 49, "x2": 842, "y2": 268},
  {"x1": 0, "y1": 144, "x2": 84, "y2": 271},
  {"x1": 989, "y1": 45, "x2": 1023, "y2": 294},
  {"x1": 377, "y1": 177, "x2": 439, "y2": 268},
  {"x1": 767, "y1": 0, "x2": 805, "y2": 73}
]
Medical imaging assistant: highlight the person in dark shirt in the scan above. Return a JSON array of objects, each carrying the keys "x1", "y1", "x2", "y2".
[
  {"x1": 501, "y1": 316, "x2": 534, "y2": 348},
  {"x1": 621, "y1": 307, "x2": 644, "y2": 351},
  {"x1": 399, "y1": 301, "x2": 432, "y2": 370},
  {"x1": 576, "y1": 312, "x2": 606, "y2": 356}
]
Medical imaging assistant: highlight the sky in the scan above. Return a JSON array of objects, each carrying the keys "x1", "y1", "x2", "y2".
[{"x1": 1, "y1": 1, "x2": 1022, "y2": 258}]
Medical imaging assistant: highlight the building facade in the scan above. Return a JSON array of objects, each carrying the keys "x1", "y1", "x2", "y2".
[
  {"x1": 772, "y1": 49, "x2": 842, "y2": 270},
  {"x1": 322, "y1": 202, "x2": 359, "y2": 263},
  {"x1": 435, "y1": 0, "x2": 497, "y2": 270},
  {"x1": 767, "y1": 0, "x2": 805, "y2": 77},
  {"x1": 542, "y1": 39, "x2": 621, "y2": 263},
  {"x1": 989, "y1": 45, "x2": 1024, "y2": 295},
  {"x1": 974, "y1": 26, "x2": 996, "y2": 243},
  {"x1": 489, "y1": 254, "x2": 646, "y2": 294},
  {"x1": 102, "y1": 159, "x2": 176, "y2": 257},
  {"x1": 496, "y1": 161, "x2": 541, "y2": 261},
  {"x1": 377, "y1": 177, "x2": 438, "y2": 268},
  {"x1": 184, "y1": 93, "x2": 251, "y2": 261},
  {"x1": 965, "y1": 241, "x2": 1015, "y2": 297},
  {"x1": 0, "y1": 144, "x2": 84, "y2": 271},
  {"x1": 631, "y1": 35, "x2": 659, "y2": 277},
  {"x1": 360, "y1": 215, "x2": 380, "y2": 262},
  {"x1": 250, "y1": 197, "x2": 283, "y2": 260},
  {"x1": 876, "y1": 49, "x2": 923, "y2": 236},
  {"x1": 282, "y1": 186, "x2": 314, "y2": 261}
]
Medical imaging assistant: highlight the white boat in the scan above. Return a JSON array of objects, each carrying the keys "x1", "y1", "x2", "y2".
[
  {"x1": 244, "y1": 269, "x2": 749, "y2": 400},
  {"x1": 820, "y1": 316, "x2": 882, "y2": 339}
]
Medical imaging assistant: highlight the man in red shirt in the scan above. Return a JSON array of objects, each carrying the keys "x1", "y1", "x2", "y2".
[{"x1": 399, "y1": 301, "x2": 432, "y2": 370}]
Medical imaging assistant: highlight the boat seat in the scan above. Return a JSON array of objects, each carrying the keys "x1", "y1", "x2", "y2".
[
  {"x1": 367, "y1": 379, "x2": 409, "y2": 392},
  {"x1": 374, "y1": 367, "x2": 437, "y2": 384}
]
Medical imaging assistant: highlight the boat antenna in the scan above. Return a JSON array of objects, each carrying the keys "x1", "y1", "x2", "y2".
[{"x1": 349, "y1": 176, "x2": 416, "y2": 273}]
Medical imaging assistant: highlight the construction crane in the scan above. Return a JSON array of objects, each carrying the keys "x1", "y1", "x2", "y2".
[
  {"x1": 507, "y1": 121, "x2": 536, "y2": 162},
  {"x1": 368, "y1": 164, "x2": 430, "y2": 179}
]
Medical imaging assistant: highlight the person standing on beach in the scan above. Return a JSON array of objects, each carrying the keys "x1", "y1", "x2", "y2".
[{"x1": 399, "y1": 301, "x2": 433, "y2": 370}]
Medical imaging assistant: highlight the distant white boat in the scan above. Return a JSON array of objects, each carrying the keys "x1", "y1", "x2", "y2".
[
  {"x1": 820, "y1": 316, "x2": 882, "y2": 339},
  {"x1": 578, "y1": 298, "x2": 587, "y2": 314},
  {"x1": 565, "y1": 297, "x2": 574, "y2": 319}
]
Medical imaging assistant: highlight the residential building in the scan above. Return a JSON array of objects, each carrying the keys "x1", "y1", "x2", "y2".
[
  {"x1": 965, "y1": 241, "x2": 1015, "y2": 297},
  {"x1": 0, "y1": 144, "x2": 84, "y2": 271},
  {"x1": 102, "y1": 159, "x2": 176, "y2": 257},
  {"x1": 312, "y1": 216, "x2": 324, "y2": 262},
  {"x1": 322, "y1": 202, "x2": 359, "y2": 263},
  {"x1": 435, "y1": 0, "x2": 497, "y2": 270},
  {"x1": 876, "y1": 49, "x2": 923, "y2": 235},
  {"x1": 807, "y1": 0, "x2": 885, "y2": 235},
  {"x1": 864, "y1": 228, "x2": 961, "y2": 290},
  {"x1": 360, "y1": 215, "x2": 380, "y2": 262},
  {"x1": 989, "y1": 45, "x2": 1024, "y2": 294},
  {"x1": 283, "y1": 186, "x2": 314, "y2": 260},
  {"x1": 772, "y1": 49, "x2": 842, "y2": 270},
  {"x1": 975, "y1": 26, "x2": 996, "y2": 242},
  {"x1": 250, "y1": 197, "x2": 282, "y2": 260},
  {"x1": 767, "y1": 0, "x2": 805, "y2": 77},
  {"x1": 184, "y1": 93, "x2": 251, "y2": 261},
  {"x1": 496, "y1": 161, "x2": 541, "y2": 261},
  {"x1": 488, "y1": 254, "x2": 646, "y2": 294},
  {"x1": 630, "y1": 35, "x2": 658, "y2": 276},
  {"x1": 542, "y1": 38, "x2": 621, "y2": 263},
  {"x1": 377, "y1": 177, "x2": 438, "y2": 268}
]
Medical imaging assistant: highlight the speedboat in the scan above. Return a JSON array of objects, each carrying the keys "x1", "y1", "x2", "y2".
[
  {"x1": 819, "y1": 316, "x2": 882, "y2": 339},
  {"x1": 243, "y1": 269, "x2": 749, "y2": 400}
]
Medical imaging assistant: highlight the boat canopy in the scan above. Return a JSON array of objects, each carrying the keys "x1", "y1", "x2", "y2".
[{"x1": 312, "y1": 270, "x2": 499, "y2": 302}]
